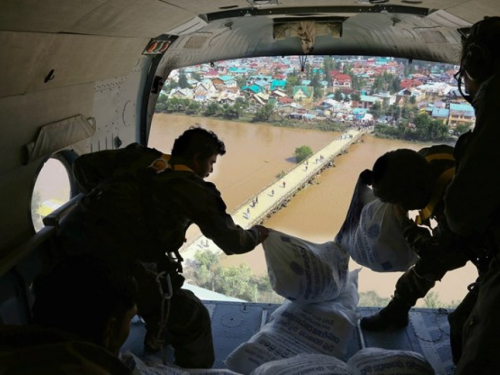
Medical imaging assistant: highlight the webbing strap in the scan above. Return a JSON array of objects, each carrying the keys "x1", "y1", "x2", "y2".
[
  {"x1": 424, "y1": 153, "x2": 455, "y2": 162},
  {"x1": 149, "y1": 154, "x2": 193, "y2": 173},
  {"x1": 416, "y1": 167, "x2": 455, "y2": 224}
]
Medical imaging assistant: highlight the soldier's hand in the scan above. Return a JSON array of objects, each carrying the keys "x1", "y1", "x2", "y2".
[
  {"x1": 359, "y1": 169, "x2": 373, "y2": 185},
  {"x1": 254, "y1": 225, "x2": 270, "y2": 243}
]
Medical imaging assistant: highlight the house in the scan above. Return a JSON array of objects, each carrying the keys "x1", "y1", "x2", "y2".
[
  {"x1": 211, "y1": 75, "x2": 237, "y2": 90},
  {"x1": 270, "y1": 79, "x2": 286, "y2": 91},
  {"x1": 332, "y1": 73, "x2": 352, "y2": 89},
  {"x1": 241, "y1": 84, "x2": 263, "y2": 96},
  {"x1": 193, "y1": 79, "x2": 217, "y2": 102},
  {"x1": 292, "y1": 86, "x2": 314, "y2": 103},
  {"x1": 396, "y1": 88, "x2": 422, "y2": 104},
  {"x1": 228, "y1": 67, "x2": 250, "y2": 76},
  {"x1": 168, "y1": 87, "x2": 194, "y2": 100},
  {"x1": 357, "y1": 95, "x2": 381, "y2": 109},
  {"x1": 448, "y1": 103, "x2": 475, "y2": 128},
  {"x1": 204, "y1": 69, "x2": 219, "y2": 79},
  {"x1": 431, "y1": 108, "x2": 450, "y2": 123}
]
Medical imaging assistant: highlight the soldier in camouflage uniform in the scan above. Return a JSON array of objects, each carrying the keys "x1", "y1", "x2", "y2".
[
  {"x1": 444, "y1": 17, "x2": 500, "y2": 374},
  {"x1": 58, "y1": 127, "x2": 269, "y2": 368},
  {"x1": 359, "y1": 146, "x2": 475, "y2": 332}
]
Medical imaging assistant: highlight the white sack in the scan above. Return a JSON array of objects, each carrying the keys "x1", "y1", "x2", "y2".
[
  {"x1": 122, "y1": 351, "x2": 243, "y2": 375},
  {"x1": 347, "y1": 348, "x2": 435, "y2": 375},
  {"x1": 225, "y1": 271, "x2": 360, "y2": 375},
  {"x1": 263, "y1": 230, "x2": 350, "y2": 303},
  {"x1": 337, "y1": 185, "x2": 418, "y2": 272},
  {"x1": 250, "y1": 353, "x2": 354, "y2": 375}
]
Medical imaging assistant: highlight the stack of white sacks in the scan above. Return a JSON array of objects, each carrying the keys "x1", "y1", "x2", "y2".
[{"x1": 224, "y1": 215, "x2": 435, "y2": 375}]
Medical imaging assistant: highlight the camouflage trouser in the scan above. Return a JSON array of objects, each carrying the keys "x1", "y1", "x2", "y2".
[
  {"x1": 456, "y1": 260, "x2": 500, "y2": 375},
  {"x1": 394, "y1": 257, "x2": 449, "y2": 307},
  {"x1": 448, "y1": 280, "x2": 480, "y2": 365},
  {"x1": 394, "y1": 248, "x2": 468, "y2": 306},
  {"x1": 132, "y1": 263, "x2": 215, "y2": 369}
]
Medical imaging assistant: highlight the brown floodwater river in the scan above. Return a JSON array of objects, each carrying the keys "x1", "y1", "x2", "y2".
[{"x1": 149, "y1": 113, "x2": 476, "y2": 305}]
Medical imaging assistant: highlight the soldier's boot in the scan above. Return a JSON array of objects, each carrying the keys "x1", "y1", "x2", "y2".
[{"x1": 360, "y1": 296, "x2": 412, "y2": 331}]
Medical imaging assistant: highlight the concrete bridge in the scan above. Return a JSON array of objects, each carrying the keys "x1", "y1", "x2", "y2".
[{"x1": 180, "y1": 127, "x2": 370, "y2": 260}]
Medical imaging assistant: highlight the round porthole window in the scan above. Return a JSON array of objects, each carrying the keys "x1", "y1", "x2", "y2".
[{"x1": 31, "y1": 157, "x2": 72, "y2": 231}]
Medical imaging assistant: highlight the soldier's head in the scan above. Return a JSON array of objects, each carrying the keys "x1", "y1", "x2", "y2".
[
  {"x1": 371, "y1": 149, "x2": 433, "y2": 211},
  {"x1": 457, "y1": 16, "x2": 500, "y2": 102},
  {"x1": 32, "y1": 256, "x2": 137, "y2": 356},
  {"x1": 172, "y1": 126, "x2": 226, "y2": 178}
]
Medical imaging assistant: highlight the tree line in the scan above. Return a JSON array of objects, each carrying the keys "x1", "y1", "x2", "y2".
[{"x1": 185, "y1": 250, "x2": 459, "y2": 308}]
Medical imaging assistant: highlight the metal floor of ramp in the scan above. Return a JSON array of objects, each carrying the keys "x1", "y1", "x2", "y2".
[{"x1": 121, "y1": 302, "x2": 456, "y2": 374}]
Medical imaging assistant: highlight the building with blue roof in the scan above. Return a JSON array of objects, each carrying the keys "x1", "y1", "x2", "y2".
[
  {"x1": 431, "y1": 108, "x2": 450, "y2": 122},
  {"x1": 270, "y1": 79, "x2": 286, "y2": 91},
  {"x1": 242, "y1": 85, "x2": 263, "y2": 94},
  {"x1": 449, "y1": 102, "x2": 475, "y2": 127}
]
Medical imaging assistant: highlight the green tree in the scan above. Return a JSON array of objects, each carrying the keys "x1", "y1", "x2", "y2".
[
  {"x1": 414, "y1": 113, "x2": 432, "y2": 139},
  {"x1": 350, "y1": 93, "x2": 361, "y2": 102},
  {"x1": 191, "y1": 71, "x2": 203, "y2": 82},
  {"x1": 253, "y1": 103, "x2": 274, "y2": 122},
  {"x1": 187, "y1": 250, "x2": 282, "y2": 303},
  {"x1": 305, "y1": 63, "x2": 312, "y2": 80},
  {"x1": 286, "y1": 75, "x2": 299, "y2": 96},
  {"x1": 294, "y1": 145, "x2": 313, "y2": 163},
  {"x1": 323, "y1": 56, "x2": 334, "y2": 82},
  {"x1": 455, "y1": 123, "x2": 472, "y2": 136},
  {"x1": 155, "y1": 93, "x2": 168, "y2": 112},
  {"x1": 192, "y1": 251, "x2": 221, "y2": 291},
  {"x1": 217, "y1": 264, "x2": 259, "y2": 301},
  {"x1": 222, "y1": 103, "x2": 243, "y2": 119},
  {"x1": 236, "y1": 75, "x2": 247, "y2": 89},
  {"x1": 235, "y1": 97, "x2": 249, "y2": 109},
  {"x1": 334, "y1": 89, "x2": 343, "y2": 102},
  {"x1": 351, "y1": 75, "x2": 364, "y2": 91},
  {"x1": 370, "y1": 102, "x2": 383, "y2": 117},
  {"x1": 204, "y1": 102, "x2": 221, "y2": 116},
  {"x1": 311, "y1": 73, "x2": 323, "y2": 99},
  {"x1": 186, "y1": 100, "x2": 201, "y2": 115},
  {"x1": 359, "y1": 291, "x2": 390, "y2": 307},
  {"x1": 178, "y1": 70, "x2": 190, "y2": 89}
]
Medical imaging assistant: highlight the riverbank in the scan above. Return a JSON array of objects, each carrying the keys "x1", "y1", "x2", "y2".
[
  {"x1": 150, "y1": 113, "x2": 476, "y2": 306},
  {"x1": 155, "y1": 109, "x2": 349, "y2": 133}
]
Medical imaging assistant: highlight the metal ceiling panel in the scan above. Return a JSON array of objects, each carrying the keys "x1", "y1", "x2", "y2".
[
  {"x1": 27, "y1": 34, "x2": 149, "y2": 92},
  {"x1": 0, "y1": 32, "x2": 55, "y2": 98},
  {"x1": 159, "y1": 0, "x2": 249, "y2": 14},
  {"x1": 67, "y1": 0, "x2": 195, "y2": 38},
  {"x1": 446, "y1": 0, "x2": 500, "y2": 24},
  {"x1": 0, "y1": 0, "x2": 106, "y2": 33}
]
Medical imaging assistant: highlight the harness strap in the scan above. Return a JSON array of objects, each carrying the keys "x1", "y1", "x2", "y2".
[
  {"x1": 423, "y1": 153, "x2": 455, "y2": 162},
  {"x1": 149, "y1": 154, "x2": 193, "y2": 173},
  {"x1": 416, "y1": 167, "x2": 455, "y2": 224}
]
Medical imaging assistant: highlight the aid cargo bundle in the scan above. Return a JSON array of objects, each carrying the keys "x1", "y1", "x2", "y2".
[
  {"x1": 347, "y1": 348, "x2": 435, "y2": 375},
  {"x1": 225, "y1": 270, "x2": 360, "y2": 375},
  {"x1": 336, "y1": 178, "x2": 418, "y2": 272},
  {"x1": 250, "y1": 353, "x2": 354, "y2": 375},
  {"x1": 262, "y1": 230, "x2": 350, "y2": 303}
]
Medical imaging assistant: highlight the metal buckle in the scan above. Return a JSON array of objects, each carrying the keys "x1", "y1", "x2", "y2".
[{"x1": 156, "y1": 271, "x2": 173, "y2": 300}]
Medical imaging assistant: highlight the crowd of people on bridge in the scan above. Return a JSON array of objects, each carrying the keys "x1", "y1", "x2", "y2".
[{"x1": 3, "y1": 16, "x2": 500, "y2": 375}]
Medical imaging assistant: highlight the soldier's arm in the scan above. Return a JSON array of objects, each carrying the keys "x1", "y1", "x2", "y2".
[
  {"x1": 445, "y1": 76, "x2": 500, "y2": 236},
  {"x1": 183, "y1": 180, "x2": 265, "y2": 255}
]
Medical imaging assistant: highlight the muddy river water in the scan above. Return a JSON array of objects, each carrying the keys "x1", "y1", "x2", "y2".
[{"x1": 149, "y1": 113, "x2": 476, "y2": 305}]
